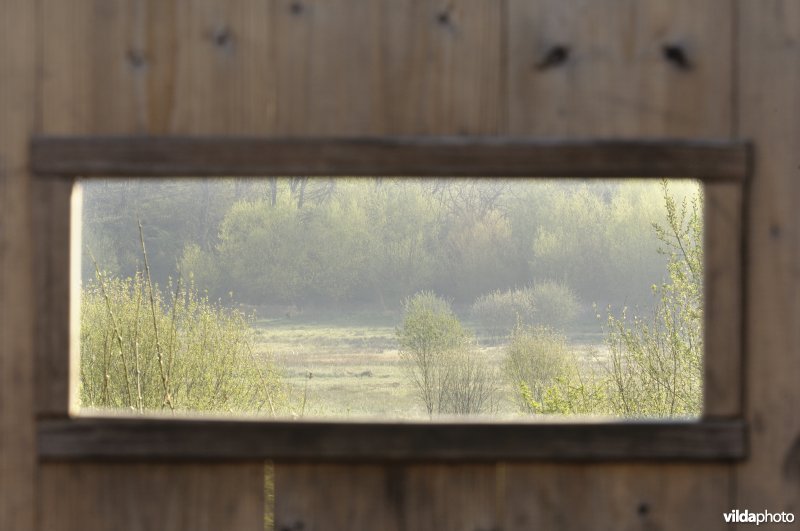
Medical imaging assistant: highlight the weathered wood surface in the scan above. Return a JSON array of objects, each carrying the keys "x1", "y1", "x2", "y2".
[
  {"x1": 503, "y1": 464, "x2": 733, "y2": 530},
  {"x1": 37, "y1": 2, "x2": 272, "y2": 530},
  {"x1": 39, "y1": 463, "x2": 264, "y2": 531},
  {"x1": 38, "y1": 417, "x2": 747, "y2": 462},
  {"x1": 703, "y1": 183, "x2": 744, "y2": 418},
  {"x1": 275, "y1": 464, "x2": 500, "y2": 531},
  {"x1": 31, "y1": 136, "x2": 750, "y2": 180},
  {"x1": 17, "y1": 0, "x2": 797, "y2": 529},
  {"x1": 0, "y1": 0, "x2": 37, "y2": 529},
  {"x1": 33, "y1": 179, "x2": 81, "y2": 417},
  {"x1": 508, "y1": 0, "x2": 734, "y2": 138},
  {"x1": 497, "y1": 1, "x2": 739, "y2": 529},
  {"x1": 736, "y1": 0, "x2": 800, "y2": 514}
]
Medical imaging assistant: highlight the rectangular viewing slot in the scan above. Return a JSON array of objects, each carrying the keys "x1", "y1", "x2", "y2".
[{"x1": 78, "y1": 177, "x2": 704, "y2": 421}]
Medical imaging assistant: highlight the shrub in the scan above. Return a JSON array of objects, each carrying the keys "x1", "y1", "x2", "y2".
[
  {"x1": 471, "y1": 287, "x2": 536, "y2": 337},
  {"x1": 518, "y1": 349, "x2": 610, "y2": 416},
  {"x1": 471, "y1": 281, "x2": 580, "y2": 337},
  {"x1": 530, "y1": 280, "x2": 581, "y2": 329},
  {"x1": 602, "y1": 181, "x2": 703, "y2": 417},
  {"x1": 80, "y1": 267, "x2": 287, "y2": 414},
  {"x1": 397, "y1": 292, "x2": 498, "y2": 416},
  {"x1": 503, "y1": 325, "x2": 571, "y2": 412}
]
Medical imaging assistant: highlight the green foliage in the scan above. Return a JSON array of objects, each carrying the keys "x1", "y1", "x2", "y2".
[
  {"x1": 508, "y1": 182, "x2": 704, "y2": 418},
  {"x1": 521, "y1": 353, "x2": 611, "y2": 416},
  {"x1": 471, "y1": 281, "x2": 580, "y2": 337},
  {"x1": 522, "y1": 181, "x2": 695, "y2": 309},
  {"x1": 602, "y1": 181, "x2": 703, "y2": 417},
  {"x1": 87, "y1": 179, "x2": 688, "y2": 312},
  {"x1": 471, "y1": 287, "x2": 536, "y2": 337},
  {"x1": 80, "y1": 268, "x2": 288, "y2": 414},
  {"x1": 530, "y1": 280, "x2": 581, "y2": 328},
  {"x1": 503, "y1": 325, "x2": 572, "y2": 412},
  {"x1": 397, "y1": 292, "x2": 498, "y2": 416}
]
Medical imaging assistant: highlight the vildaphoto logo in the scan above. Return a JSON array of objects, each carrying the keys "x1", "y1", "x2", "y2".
[{"x1": 723, "y1": 509, "x2": 795, "y2": 525}]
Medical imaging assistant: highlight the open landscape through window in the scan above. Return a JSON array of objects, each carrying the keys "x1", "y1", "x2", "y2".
[{"x1": 79, "y1": 178, "x2": 703, "y2": 420}]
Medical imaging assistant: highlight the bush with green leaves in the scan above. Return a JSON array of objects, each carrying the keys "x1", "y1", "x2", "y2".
[
  {"x1": 471, "y1": 281, "x2": 580, "y2": 337},
  {"x1": 602, "y1": 181, "x2": 703, "y2": 417},
  {"x1": 530, "y1": 280, "x2": 581, "y2": 328},
  {"x1": 470, "y1": 287, "x2": 536, "y2": 337},
  {"x1": 397, "y1": 292, "x2": 498, "y2": 416},
  {"x1": 80, "y1": 268, "x2": 288, "y2": 414},
  {"x1": 511, "y1": 182, "x2": 704, "y2": 418},
  {"x1": 503, "y1": 325, "x2": 572, "y2": 412}
]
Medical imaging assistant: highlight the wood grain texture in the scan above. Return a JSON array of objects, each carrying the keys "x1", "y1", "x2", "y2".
[
  {"x1": 275, "y1": 464, "x2": 500, "y2": 531},
  {"x1": 504, "y1": 464, "x2": 733, "y2": 530},
  {"x1": 508, "y1": 0, "x2": 733, "y2": 138},
  {"x1": 33, "y1": 179, "x2": 80, "y2": 417},
  {"x1": 501, "y1": 2, "x2": 739, "y2": 529},
  {"x1": 38, "y1": 462, "x2": 264, "y2": 531},
  {"x1": 38, "y1": 2, "x2": 271, "y2": 529},
  {"x1": 736, "y1": 0, "x2": 800, "y2": 514},
  {"x1": 41, "y1": 0, "x2": 506, "y2": 137},
  {"x1": 41, "y1": 0, "x2": 277, "y2": 135},
  {"x1": 268, "y1": 2, "x2": 505, "y2": 527},
  {"x1": 38, "y1": 417, "x2": 747, "y2": 462},
  {"x1": 703, "y1": 183, "x2": 744, "y2": 418},
  {"x1": 28, "y1": 1, "x2": 757, "y2": 530},
  {"x1": 272, "y1": 0, "x2": 505, "y2": 136},
  {"x1": 0, "y1": 0, "x2": 37, "y2": 529},
  {"x1": 31, "y1": 136, "x2": 750, "y2": 180}
]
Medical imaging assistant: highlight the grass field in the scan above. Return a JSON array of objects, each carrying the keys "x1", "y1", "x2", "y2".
[{"x1": 251, "y1": 309, "x2": 607, "y2": 420}]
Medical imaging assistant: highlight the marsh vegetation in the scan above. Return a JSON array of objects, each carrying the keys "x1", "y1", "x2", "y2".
[{"x1": 80, "y1": 178, "x2": 702, "y2": 419}]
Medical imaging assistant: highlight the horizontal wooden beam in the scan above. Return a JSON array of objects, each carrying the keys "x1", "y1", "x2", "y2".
[
  {"x1": 38, "y1": 417, "x2": 747, "y2": 462},
  {"x1": 31, "y1": 136, "x2": 750, "y2": 181}
]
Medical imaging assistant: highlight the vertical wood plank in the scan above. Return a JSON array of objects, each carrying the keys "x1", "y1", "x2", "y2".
[
  {"x1": 508, "y1": 0, "x2": 733, "y2": 138},
  {"x1": 42, "y1": 0, "x2": 278, "y2": 135},
  {"x1": 42, "y1": 0, "x2": 506, "y2": 137},
  {"x1": 273, "y1": 1, "x2": 505, "y2": 528},
  {"x1": 504, "y1": 464, "x2": 732, "y2": 530},
  {"x1": 703, "y1": 183, "x2": 743, "y2": 418},
  {"x1": 502, "y1": 2, "x2": 738, "y2": 529},
  {"x1": 0, "y1": 0, "x2": 37, "y2": 529},
  {"x1": 39, "y1": 463, "x2": 264, "y2": 531},
  {"x1": 34, "y1": 179, "x2": 81, "y2": 417},
  {"x1": 165, "y1": 0, "x2": 278, "y2": 134},
  {"x1": 374, "y1": 0, "x2": 506, "y2": 135},
  {"x1": 39, "y1": 2, "x2": 271, "y2": 530},
  {"x1": 275, "y1": 464, "x2": 500, "y2": 531},
  {"x1": 736, "y1": 0, "x2": 800, "y2": 513},
  {"x1": 41, "y1": 0, "x2": 142, "y2": 134}
]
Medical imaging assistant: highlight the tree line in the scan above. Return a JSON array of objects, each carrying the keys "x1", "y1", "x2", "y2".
[{"x1": 83, "y1": 178, "x2": 699, "y2": 317}]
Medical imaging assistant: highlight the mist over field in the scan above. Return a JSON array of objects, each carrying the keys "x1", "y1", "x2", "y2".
[{"x1": 79, "y1": 178, "x2": 703, "y2": 419}]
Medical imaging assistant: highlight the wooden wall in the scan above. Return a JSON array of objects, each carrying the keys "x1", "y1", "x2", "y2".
[{"x1": 1, "y1": 0, "x2": 798, "y2": 529}]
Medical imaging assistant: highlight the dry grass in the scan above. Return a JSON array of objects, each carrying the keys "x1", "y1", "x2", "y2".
[{"x1": 250, "y1": 313, "x2": 606, "y2": 420}]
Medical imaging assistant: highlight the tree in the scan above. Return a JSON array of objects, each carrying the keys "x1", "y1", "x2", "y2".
[
  {"x1": 510, "y1": 181, "x2": 704, "y2": 418},
  {"x1": 396, "y1": 292, "x2": 498, "y2": 416},
  {"x1": 603, "y1": 181, "x2": 703, "y2": 417},
  {"x1": 503, "y1": 325, "x2": 572, "y2": 412}
]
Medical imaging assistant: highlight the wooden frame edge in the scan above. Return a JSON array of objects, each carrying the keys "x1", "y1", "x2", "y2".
[
  {"x1": 31, "y1": 136, "x2": 751, "y2": 462},
  {"x1": 30, "y1": 136, "x2": 750, "y2": 181},
  {"x1": 38, "y1": 417, "x2": 747, "y2": 462}
]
